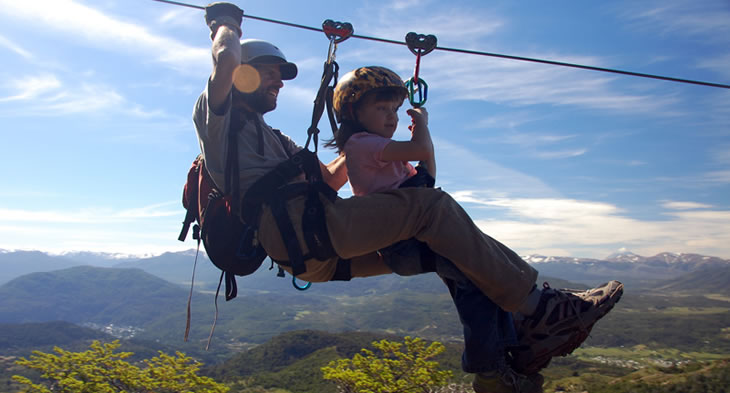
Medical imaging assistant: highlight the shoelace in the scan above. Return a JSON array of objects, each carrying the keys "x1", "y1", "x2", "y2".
[{"x1": 543, "y1": 283, "x2": 590, "y2": 335}]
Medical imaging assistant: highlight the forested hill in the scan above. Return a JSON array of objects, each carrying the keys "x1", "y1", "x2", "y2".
[
  {"x1": 0, "y1": 320, "x2": 182, "y2": 361},
  {"x1": 650, "y1": 266, "x2": 730, "y2": 296},
  {"x1": 202, "y1": 329, "x2": 467, "y2": 393},
  {"x1": 0, "y1": 266, "x2": 189, "y2": 325}
]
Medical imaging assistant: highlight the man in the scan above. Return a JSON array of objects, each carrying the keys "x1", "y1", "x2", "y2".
[{"x1": 193, "y1": 3, "x2": 623, "y2": 392}]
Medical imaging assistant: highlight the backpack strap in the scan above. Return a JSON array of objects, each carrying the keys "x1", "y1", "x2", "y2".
[
  {"x1": 272, "y1": 128, "x2": 294, "y2": 159},
  {"x1": 178, "y1": 156, "x2": 203, "y2": 242},
  {"x1": 225, "y1": 111, "x2": 244, "y2": 214}
]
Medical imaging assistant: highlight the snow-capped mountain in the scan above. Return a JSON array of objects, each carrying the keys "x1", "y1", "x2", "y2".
[
  {"x1": 523, "y1": 251, "x2": 730, "y2": 287},
  {"x1": 605, "y1": 249, "x2": 643, "y2": 262}
]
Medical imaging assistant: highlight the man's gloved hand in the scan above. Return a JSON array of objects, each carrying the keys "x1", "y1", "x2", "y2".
[{"x1": 205, "y1": 2, "x2": 243, "y2": 40}]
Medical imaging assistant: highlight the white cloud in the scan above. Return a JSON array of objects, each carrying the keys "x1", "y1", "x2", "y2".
[
  {"x1": 0, "y1": 201, "x2": 180, "y2": 224},
  {"x1": 466, "y1": 127, "x2": 588, "y2": 160},
  {"x1": 0, "y1": 223, "x2": 186, "y2": 256},
  {"x1": 0, "y1": 34, "x2": 33, "y2": 59},
  {"x1": 535, "y1": 149, "x2": 587, "y2": 159},
  {"x1": 0, "y1": 0, "x2": 209, "y2": 75},
  {"x1": 386, "y1": 0, "x2": 424, "y2": 12},
  {"x1": 360, "y1": 1, "x2": 502, "y2": 44},
  {"x1": 44, "y1": 84, "x2": 125, "y2": 114},
  {"x1": 499, "y1": 132, "x2": 578, "y2": 146},
  {"x1": 0, "y1": 74, "x2": 61, "y2": 101},
  {"x1": 158, "y1": 8, "x2": 199, "y2": 28},
  {"x1": 0, "y1": 201, "x2": 189, "y2": 255},
  {"x1": 450, "y1": 194, "x2": 730, "y2": 259},
  {"x1": 704, "y1": 170, "x2": 730, "y2": 184},
  {"x1": 279, "y1": 85, "x2": 318, "y2": 106},
  {"x1": 710, "y1": 146, "x2": 730, "y2": 164},
  {"x1": 624, "y1": 0, "x2": 730, "y2": 40},
  {"x1": 434, "y1": 139, "x2": 558, "y2": 198},
  {"x1": 426, "y1": 52, "x2": 681, "y2": 114},
  {"x1": 5, "y1": 194, "x2": 729, "y2": 258},
  {"x1": 472, "y1": 111, "x2": 543, "y2": 130},
  {"x1": 0, "y1": 73, "x2": 179, "y2": 118},
  {"x1": 661, "y1": 201, "x2": 713, "y2": 210},
  {"x1": 697, "y1": 53, "x2": 730, "y2": 80}
]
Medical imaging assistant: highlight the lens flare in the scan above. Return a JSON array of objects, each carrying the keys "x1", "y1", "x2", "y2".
[{"x1": 233, "y1": 64, "x2": 261, "y2": 93}]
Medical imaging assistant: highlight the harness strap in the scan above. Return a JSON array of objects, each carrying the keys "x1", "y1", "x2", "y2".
[
  {"x1": 269, "y1": 188, "x2": 307, "y2": 276},
  {"x1": 241, "y1": 149, "x2": 316, "y2": 224},
  {"x1": 224, "y1": 271, "x2": 237, "y2": 300},
  {"x1": 302, "y1": 186, "x2": 336, "y2": 260},
  {"x1": 306, "y1": 60, "x2": 339, "y2": 151},
  {"x1": 241, "y1": 149, "x2": 340, "y2": 277},
  {"x1": 325, "y1": 84, "x2": 338, "y2": 136},
  {"x1": 178, "y1": 204, "x2": 197, "y2": 241},
  {"x1": 251, "y1": 113, "x2": 265, "y2": 156},
  {"x1": 225, "y1": 111, "x2": 243, "y2": 214}
]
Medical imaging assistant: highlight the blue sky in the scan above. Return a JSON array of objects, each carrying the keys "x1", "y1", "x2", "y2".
[{"x1": 1, "y1": 0, "x2": 729, "y2": 259}]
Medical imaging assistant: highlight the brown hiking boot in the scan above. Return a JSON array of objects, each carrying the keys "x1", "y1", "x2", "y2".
[
  {"x1": 472, "y1": 368, "x2": 544, "y2": 393},
  {"x1": 509, "y1": 280, "x2": 624, "y2": 374}
]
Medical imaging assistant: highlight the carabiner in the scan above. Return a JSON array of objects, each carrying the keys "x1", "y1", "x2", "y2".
[
  {"x1": 326, "y1": 37, "x2": 338, "y2": 64},
  {"x1": 323, "y1": 20, "x2": 353, "y2": 64},
  {"x1": 405, "y1": 77, "x2": 428, "y2": 108},
  {"x1": 292, "y1": 276, "x2": 312, "y2": 291},
  {"x1": 322, "y1": 19, "x2": 354, "y2": 43},
  {"x1": 405, "y1": 32, "x2": 437, "y2": 57},
  {"x1": 404, "y1": 32, "x2": 437, "y2": 107}
]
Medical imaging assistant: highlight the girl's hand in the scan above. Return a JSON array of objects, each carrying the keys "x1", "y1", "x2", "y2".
[{"x1": 407, "y1": 107, "x2": 429, "y2": 128}]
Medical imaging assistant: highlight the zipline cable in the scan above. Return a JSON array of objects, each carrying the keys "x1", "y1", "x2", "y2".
[{"x1": 151, "y1": 0, "x2": 730, "y2": 90}]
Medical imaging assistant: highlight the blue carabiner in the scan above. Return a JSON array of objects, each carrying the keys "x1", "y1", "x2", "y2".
[
  {"x1": 292, "y1": 276, "x2": 312, "y2": 291},
  {"x1": 405, "y1": 77, "x2": 428, "y2": 108}
]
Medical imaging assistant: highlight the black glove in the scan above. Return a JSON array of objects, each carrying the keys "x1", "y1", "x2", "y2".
[{"x1": 205, "y1": 2, "x2": 243, "y2": 40}]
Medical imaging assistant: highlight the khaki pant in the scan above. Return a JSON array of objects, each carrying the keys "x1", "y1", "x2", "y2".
[{"x1": 258, "y1": 187, "x2": 537, "y2": 312}]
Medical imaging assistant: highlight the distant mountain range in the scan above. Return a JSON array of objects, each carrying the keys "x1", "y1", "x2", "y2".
[
  {"x1": 523, "y1": 251, "x2": 730, "y2": 287},
  {"x1": 1, "y1": 253, "x2": 727, "y2": 347},
  {"x1": 3, "y1": 248, "x2": 728, "y2": 289}
]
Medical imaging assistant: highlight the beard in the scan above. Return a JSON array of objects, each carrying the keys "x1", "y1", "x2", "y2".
[{"x1": 232, "y1": 85, "x2": 277, "y2": 114}]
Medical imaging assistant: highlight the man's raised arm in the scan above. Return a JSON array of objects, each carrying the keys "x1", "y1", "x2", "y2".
[{"x1": 205, "y1": 2, "x2": 244, "y2": 114}]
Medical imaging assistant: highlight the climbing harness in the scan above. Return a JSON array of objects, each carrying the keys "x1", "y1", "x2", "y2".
[{"x1": 404, "y1": 32, "x2": 437, "y2": 107}]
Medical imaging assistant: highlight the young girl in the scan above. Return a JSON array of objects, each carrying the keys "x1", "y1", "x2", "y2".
[
  {"x1": 327, "y1": 66, "x2": 435, "y2": 197},
  {"x1": 328, "y1": 66, "x2": 543, "y2": 393}
]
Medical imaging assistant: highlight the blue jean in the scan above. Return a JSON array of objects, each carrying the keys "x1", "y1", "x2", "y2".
[{"x1": 379, "y1": 239, "x2": 517, "y2": 373}]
